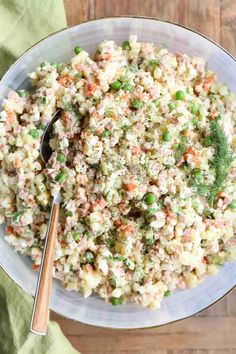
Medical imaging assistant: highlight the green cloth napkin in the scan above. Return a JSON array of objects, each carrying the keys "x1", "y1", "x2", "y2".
[
  {"x1": 0, "y1": 268, "x2": 79, "y2": 354},
  {"x1": 0, "y1": 0, "x2": 67, "y2": 77},
  {"x1": 0, "y1": 1, "x2": 80, "y2": 353}
]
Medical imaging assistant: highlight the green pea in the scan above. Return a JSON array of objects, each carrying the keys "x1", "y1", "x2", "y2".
[
  {"x1": 175, "y1": 90, "x2": 185, "y2": 100},
  {"x1": 149, "y1": 59, "x2": 159, "y2": 68},
  {"x1": 122, "y1": 83, "x2": 132, "y2": 91},
  {"x1": 181, "y1": 123, "x2": 189, "y2": 131},
  {"x1": 12, "y1": 211, "x2": 22, "y2": 224},
  {"x1": 17, "y1": 90, "x2": 27, "y2": 97},
  {"x1": 164, "y1": 290, "x2": 171, "y2": 297},
  {"x1": 189, "y1": 102, "x2": 198, "y2": 114},
  {"x1": 191, "y1": 169, "x2": 204, "y2": 184},
  {"x1": 51, "y1": 62, "x2": 59, "y2": 69},
  {"x1": 122, "y1": 41, "x2": 131, "y2": 50},
  {"x1": 203, "y1": 208, "x2": 212, "y2": 219},
  {"x1": 192, "y1": 117, "x2": 201, "y2": 128},
  {"x1": 217, "y1": 113, "x2": 224, "y2": 120},
  {"x1": 57, "y1": 153, "x2": 65, "y2": 162},
  {"x1": 110, "y1": 80, "x2": 122, "y2": 90},
  {"x1": 38, "y1": 123, "x2": 46, "y2": 130},
  {"x1": 40, "y1": 96, "x2": 47, "y2": 104},
  {"x1": 33, "y1": 239, "x2": 39, "y2": 246},
  {"x1": 73, "y1": 232, "x2": 80, "y2": 241},
  {"x1": 109, "y1": 277, "x2": 116, "y2": 288},
  {"x1": 104, "y1": 110, "x2": 111, "y2": 117},
  {"x1": 107, "y1": 237, "x2": 115, "y2": 248},
  {"x1": 84, "y1": 231, "x2": 92, "y2": 239},
  {"x1": 203, "y1": 136, "x2": 212, "y2": 146},
  {"x1": 145, "y1": 193, "x2": 157, "y2": 205},
  {"x1": 144, "y1": 237, "x2": 155, "y2": 246},
  {"x1": 102, "y1": 130, "x2": 112, "y2": 138},
  {"x1": 146, "y1": 207, "x2": 157, "y2": 218},
  {"x1": 85, "y1": 251, "x2": 94, "y2": 263},
  {"x1": 40, "y1": 62, "x2": 48, "y2": 68},
  {"x1": 153, "y1": 99, "x2": 159, "y2": 107},
  {"x1": 162, "y1": 131, "x2": 171, "y2": 142},
  {"x1": 29, "y1": 129, "x2": 39, "y2": 139},
  {"x1": 74, "y1": 46, "x2": 83, "y2": 54},
  {"x1": 168, "y1": 102, "x2": 175, "y2": 111},
  {"x1": 65, "y1": 211, "x2": 73, "y2": 217},
  {"x1": 183, "y1": 162, "x2": 190, "y2": 172},
  {"x1": 75, "y1": 72, "x2": 82, "y2": 79},
  {"x1": 55, "y1": 171, "x2": 67, "y2": 183},
  {"x1": 91, "y1": 163, "x2": 99, "y2": 170},
  {"x1": 113, "y1": 255, "x2": 124, "y2": 261},
  {"x1": 111, "y1": 297, "x2": 122, "y2": 306},
  {"x1": 229, "y1": 200, "x2": 236, "y2": 209},
  {"x1": 133, "y1": 99, "x2": 143, "y2": 110}
]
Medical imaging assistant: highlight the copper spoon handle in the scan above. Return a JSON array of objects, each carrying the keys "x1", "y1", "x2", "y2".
[{"x1": 30, "y1": 201, "x2": 59, "y2": 335}]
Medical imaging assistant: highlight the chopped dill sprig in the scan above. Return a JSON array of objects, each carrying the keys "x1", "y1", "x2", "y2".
[{"x1": 189, "y1": 119, "x2": 233, "y2": 206}]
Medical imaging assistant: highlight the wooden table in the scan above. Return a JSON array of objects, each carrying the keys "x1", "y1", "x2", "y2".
[{"x1": 51, "y1": 1, "x2": 236, "y2": 353}]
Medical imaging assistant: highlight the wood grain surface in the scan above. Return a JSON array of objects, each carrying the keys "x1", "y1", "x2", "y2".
[{"x1": 52, "y1": 1, "x2": 236, "y2": 353}]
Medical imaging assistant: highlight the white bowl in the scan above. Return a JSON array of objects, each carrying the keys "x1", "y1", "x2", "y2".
[{"x1": 0, "y1": 17, "x2": 236, "y2": 329}]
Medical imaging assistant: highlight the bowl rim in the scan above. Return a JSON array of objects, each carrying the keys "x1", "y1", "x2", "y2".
[
  {"x1": 1, "y1": 15, "x2": 235, "y2": 86},
  {"x1": 0, "y1": 16, "x2": 235, "y2": 330}
]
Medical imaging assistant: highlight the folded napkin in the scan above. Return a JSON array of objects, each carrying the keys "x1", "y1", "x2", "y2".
[
  {"x1": 0, "y1": 1, "x2": 80, "y2": 353},
  {"x1": 0, "y1": 0, "x2": 67, "y2": 77}
]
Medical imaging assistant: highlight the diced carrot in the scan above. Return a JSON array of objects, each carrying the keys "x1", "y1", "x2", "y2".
[
  {"x1": 102, "y1": 53, "x2": 112, "y2": 61},
  {"x1": 122, "y1": 93, "x2": 131, "y2": 101},
  {"x1": 32, "y1": 263, "x2": 39, "y2": 271},
  {"x1": 119, "y1": 224, "x2": 134, "y2": 234},
  {"x1": 96, "y1": 126, "x2": 104, "y2": 135},
  {"x1": 84, "y1": 264, "x2": 93, "y2": 273},
  {"x1": 186, "y1": 146, "x2": 196, "y2": 155},
  {"x1": 74, "y1": 64, "x2": 83, "y2": 72},
  {"x1": 6, "y1": 226, "x2": 14, "y2": 234},
  {"x1": 114, "y1": 219, "x2": 122, "y2": 228},
  {"x1": 165, "y1": 209, "x2": 174, "y2": 218},
  {"x1": 86, "y1": 83, "x2": 97, "y2": 96},
  {"x1": 210, "y1": 111, "x2": 218, "y2": 118},
  {"x1": 6, "y1": 111, "x2": 15, "y2": 124},
  {"x1": 58, "y1": 75, "x2": 74, "y2": 87},
  {"x1": 184, "y1": 146, "x2": 196, "y2": 161},
  {"x1": 131, "y1": 146, "x2": 142, "y2": 155},
  {"x1": 62, "y1": 112, "x2": 72, "y2": 122},
  {"x1": 217, "y1": 191, "x2": 224, "y2": 197},
  {"x1": 13, "y1": 157, "x2": 22, "y2": 168},
  {"x1": 91, "y1": 111, "x2": 100, "y2": 120},
  {"x1": 111, "y1": 113, "x2": 118, "y2": 121},
  {"x1": 95, "y1": 197, "x2": 106, "y2": 209},
  {"x1": 76, "y1": 174, "x2": 88, "y2": 185},
  {"x1": 123, "y1": 183, "x2": 137, "y2": 192}
]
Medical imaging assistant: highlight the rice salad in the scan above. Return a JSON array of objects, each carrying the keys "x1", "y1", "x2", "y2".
[{"x1": 0, "y1": 35, "x2": 236, "y2": 309}]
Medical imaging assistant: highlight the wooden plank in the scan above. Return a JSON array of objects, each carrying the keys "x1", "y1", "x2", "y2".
[
  {"x1": 63, "y1": 317, "x2": 236, "y2": 351},
  {"x1": 90, "y1": 0, "x2": 181, "y2": 22},
  {"x1": 180, "y1": 0, "x2": 221, "y2": 43},
  {"x1": 51, "y1": 316, "x2": 236, "y2": 337},
  {"x1": 226, "y1": 289, "x2": 236, "y2": 316},
  {"x1": 90, "y1": 0, "x2": 221, "y2": 44},
  {"x1": 64, "y1": 0, "x2": 89, "y2": 26},
  {"x1": 221, "y1": 0, "x2": 236, "y2": 56}
]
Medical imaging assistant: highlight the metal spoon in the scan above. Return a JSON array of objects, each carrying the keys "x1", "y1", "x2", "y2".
[{"x1": 30, "y1": 110, "x2": 61, "y2": 335}]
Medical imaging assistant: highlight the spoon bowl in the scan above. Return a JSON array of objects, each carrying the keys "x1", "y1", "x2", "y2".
[{"x1": 40, "y1": 110, "x2": 61, "y2": 163}]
